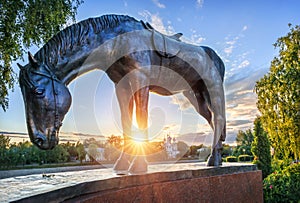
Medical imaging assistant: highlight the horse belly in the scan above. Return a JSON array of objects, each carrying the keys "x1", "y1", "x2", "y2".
[{"x1": 149, "y1": 63, "x2": 194, "y2": 95}]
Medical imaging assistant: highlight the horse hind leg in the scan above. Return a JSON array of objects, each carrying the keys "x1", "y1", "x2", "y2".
[{"x1": 207, "y1": 89, "x2": 226, "y2": 166}]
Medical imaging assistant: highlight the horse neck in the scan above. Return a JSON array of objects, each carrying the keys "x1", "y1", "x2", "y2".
[
  {"x1": 34, "y1": 16, "x2": 145, "y2": 85},
  {"x1": 54, "y1": 47, "x2": 102, "y2": 85}
]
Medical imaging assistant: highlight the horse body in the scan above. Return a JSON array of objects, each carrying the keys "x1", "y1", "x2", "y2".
[{"x1": 18, "y1": 14, "x2": 226, "y2": 173}]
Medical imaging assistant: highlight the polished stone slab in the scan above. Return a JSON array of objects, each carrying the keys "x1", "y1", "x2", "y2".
[{"x1": 0, "y1": 162, "x2": 257, "y2": 202}]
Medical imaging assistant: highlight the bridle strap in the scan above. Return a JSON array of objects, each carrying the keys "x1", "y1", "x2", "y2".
[{"x1": 21, "y1": 66, "x2": 62, "y2": 131}]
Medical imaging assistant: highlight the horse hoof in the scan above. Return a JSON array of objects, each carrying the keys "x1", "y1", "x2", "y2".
[
  {"x1": 113, "y1": 156, "x2": 131, "y2": 173},
  {"x1": 114, "y1": 170, "x2": 129, "y2": 176},
  {"x1": 207, "y1": 155, "x2": 221, "y2": 167}
]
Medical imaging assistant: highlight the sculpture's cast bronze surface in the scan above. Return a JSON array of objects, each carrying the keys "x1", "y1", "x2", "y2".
[{"x1": 18, "y1": 15, "x2": 226, "y2": 173}]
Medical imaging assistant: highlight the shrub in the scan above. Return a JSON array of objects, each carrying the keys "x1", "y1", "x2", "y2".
[
  {"x1": 238, "y1": 155, "x2": 253, "y2": 162},
  {"x1": 226, "y1": 156, "x2": 237, "y2": 162},
  {"x1": 263, "y1": 163, "x2": 300, "y2": 203},
  {"x1": 271, "y1": 159, "x2": 292, "y2": 172}
]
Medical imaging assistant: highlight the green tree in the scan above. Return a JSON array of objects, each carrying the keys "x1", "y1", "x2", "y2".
[
  {"x1": 106, "y1": 135, "x2": 123, "y2": 149},
  {"x1": 234, "y1": 129, "x2": 254, "y2": 156},
  {"x1": 0, "y1": 0, "x2": 83, "y2": 111},
  {"x1": 255, "y1": 24, "x2": 300, "y2": 161},
  {"x1": 87, "y1": 143, "x2": 98, "y2": 162},
  {"x1": 46, "y1": 144, "x2": 69, "y2": 163},
  {"x1": 17, "y1": 141, "x2": 32, "y2": 165},
  {"x1": 76, "y1": 141, "x2": 86, "y2": 163},
  {"x1": 222, "y1": 144, "x2": 233, "y2": 157},
  {"x1": 0, "y1": 134, "x2": 10, "y2": 149},
  {"x1": 189, "y1": 144, "x2": 203, "y2": 157},
  {"x1": 251, "y1": 117, "x2": 272, "y2": 178},
  {"x1": 0, "y1": 134, "x2": 10, "y2": 168},
  {"x1": 62, "y1": 141, "x2": 78, "y2": 161}
]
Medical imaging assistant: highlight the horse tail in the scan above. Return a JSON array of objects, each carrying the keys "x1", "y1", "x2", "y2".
[
  {"x1": 201, "y1": 46, "x2": 225, "y2": 82},
  {"x1": 201, "y1": 46, "x2": 226, "y2": 141}
]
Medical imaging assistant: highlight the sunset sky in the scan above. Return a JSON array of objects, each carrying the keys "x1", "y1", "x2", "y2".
[{"x1": 0, "y1": 0, "x2": 299, "y2": 145}]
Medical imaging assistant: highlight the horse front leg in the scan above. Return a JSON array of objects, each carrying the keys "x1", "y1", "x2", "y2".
[
  {"x1": 113, "y1": 86, "x2": 134, "y2": 174},
  {"x1": 128, "y1": 86, "x2": 149, "y2": 174}
]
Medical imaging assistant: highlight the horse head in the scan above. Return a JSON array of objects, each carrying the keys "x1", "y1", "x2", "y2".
[{"x1": 18, "y1": 52, "x2": 71, "y2": 150}]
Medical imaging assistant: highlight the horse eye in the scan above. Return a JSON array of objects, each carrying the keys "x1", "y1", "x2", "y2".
[{"x1": 33, "y1": 88, "x2": 45, "y2": 96}]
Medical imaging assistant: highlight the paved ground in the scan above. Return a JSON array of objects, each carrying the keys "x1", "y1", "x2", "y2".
[
  {"x1": 0, "y1": 164, "x2": 109, "y2": 179},
  {"x1": 0, "y1": 160, "x2": 199, "y2": 179}
]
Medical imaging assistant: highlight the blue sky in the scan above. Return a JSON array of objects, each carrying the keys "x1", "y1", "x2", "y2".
[{"x1": 1, "y1": 0, "x2": 299, "y2": 145}]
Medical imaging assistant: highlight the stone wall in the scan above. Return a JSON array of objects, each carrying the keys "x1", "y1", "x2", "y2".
[{"x1": 14, "y1": 163, "x2": 263, "y2": 203}]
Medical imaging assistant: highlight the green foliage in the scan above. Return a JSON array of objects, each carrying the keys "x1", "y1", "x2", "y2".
[
  {"x1": 45, "y1": 145, "x2": 69, "y2": 163},
  {"x1": 87, "y1": 143, "x2": 99, "y2": 162},
  {"x1": 236, "y1": 129, "x2": 254, "y2": 147},
  {"x1": 263, "y1": 163, "x2": 300, "y2": 203},
  {"x1": 234, "y1": 129, "x2": 254, "y2": 156},
  {"x1": 252, "y1": 117, "x2": 272, "y2": 178},
  {"x1": 76, "y1": 141, "x2": 86, "y2": 163},
  {"x1": 0, "y1": 134, "x2": 10, "y2": 148},
  {"x1": 271, "y1": 159, "x2": 292, "y2": 172},
  {"x1": 106, "y1": 135, "x2": 123, "y2": 149},
  {"x1": 0, "y1": 135, "x2": 93, "y2": 168},
  {"x1": 189, "y1": 144, "x2": 203, "y2": 157},
  {"x1": 61, "y1": 141, "x2": 78, "y2": 161},
  {"x1": 0, "y1": 0, "x2": 83, "y2": 111},
  {"x1": 238, "y1": 154, "x2": 253, "y2": 162},
  {"x1": 255, "y1": 24, "x2": 300, "y2": 161},
  {"x1": 226, "y1": 156, "x2": 237, "y2": 162},
  {"x1": 221, "y1": 144, "x2": 232, "y2": 157}
]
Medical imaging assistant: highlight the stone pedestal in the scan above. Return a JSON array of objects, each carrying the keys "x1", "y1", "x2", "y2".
[{"x1": 1, "y1": 162, "x2": 263, "y2": 202}]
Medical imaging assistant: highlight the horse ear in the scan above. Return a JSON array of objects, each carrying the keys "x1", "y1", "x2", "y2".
[
  {"x1": 28, "y1": 52, "x2": 39, "y2": 68},
  {"x1": 17, "y1": 63, "x2": 25, "y2": 70}
]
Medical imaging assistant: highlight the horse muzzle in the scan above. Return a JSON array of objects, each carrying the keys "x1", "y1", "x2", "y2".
[{"x1": 32, "y1": 129, "x2": 59, "y2": 150}]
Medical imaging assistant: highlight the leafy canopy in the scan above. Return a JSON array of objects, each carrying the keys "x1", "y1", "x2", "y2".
[
  {"x1": 0, "y1": 0, "x2": 83, "y2": 111},
  {"x1": 235, "y1": 129, "x2": 254, "y2": 156},
  {"x1": 255, "y1": 24, "x2": 300, "y2": 161}
]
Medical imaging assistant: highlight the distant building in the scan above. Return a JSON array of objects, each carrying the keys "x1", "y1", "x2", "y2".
[
  {"x1": 164, "y1": 134, "x2": 180, "y2": 159},
  {"x1": 85, "y1": 147, "x2": 105, "y2": 162}
]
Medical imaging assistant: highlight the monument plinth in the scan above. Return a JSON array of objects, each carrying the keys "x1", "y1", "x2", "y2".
[{"x1": 0, "y1": 162, "x2": 263, "y2": 202}]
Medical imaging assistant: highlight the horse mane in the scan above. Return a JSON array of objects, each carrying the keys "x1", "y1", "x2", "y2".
[{"x1": 34, "y1": 14, "x2": 141, "y2": 68}]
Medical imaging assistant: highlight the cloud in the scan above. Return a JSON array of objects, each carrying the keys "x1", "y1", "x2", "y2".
[
  {"x1": 171, "y1": 94, "x2": 192, "y2": 110},
  {"x1": 224, "y1": 45, "x2": 234, "y2": 55},
  {"x1": 152, "y1": 0, "x2": 166, "y2": 8},
  {"x1": 227, "y1": 120, "x2": 252, "y2": 127},
  {"x1": 180, "y1": 29, "x2": 206, "y2": 45},
  {"x1": 191, "y1": 32, "x2": 206, "y2": 44},
  {"x1": 223, "y1": 65, "x2": 269, "y2": 134},
  {"x1": 223, "y1": 36, "x2": 239, "y2": 56},
  {"x1": 242, "y1": 25, "x2": 248, "y2": 31},
  {"x1": 138, "y1": 10, "x2": 174, "y2": 34},
  {"x1": 238, "y1": 60, "x2": 250, "y2": 68},
  {"x1": 196, "y1": 0, "x2": 204, "y2": 8}
]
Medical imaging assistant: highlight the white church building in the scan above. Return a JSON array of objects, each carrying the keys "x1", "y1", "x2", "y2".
[{"x1": 164, "y1": 134, "x2": 180, "y2": 159}]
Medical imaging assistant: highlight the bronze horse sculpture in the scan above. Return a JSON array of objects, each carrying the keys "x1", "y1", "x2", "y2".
[{"x1": 18, "y1": 14, "x2": 226, "y2": 173}]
